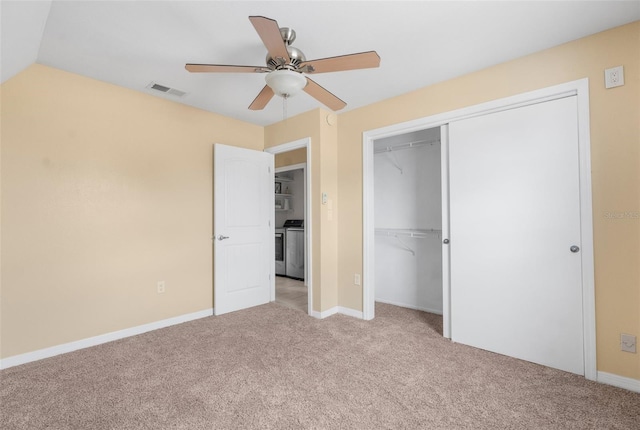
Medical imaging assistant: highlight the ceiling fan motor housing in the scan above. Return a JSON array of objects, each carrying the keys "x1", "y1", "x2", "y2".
[
  {"x1": 280, "y1": 27, "x2": 296, "y2": 45},
  {"x1": 266, "y1": 28, "x2": 306, "y2": 70}
]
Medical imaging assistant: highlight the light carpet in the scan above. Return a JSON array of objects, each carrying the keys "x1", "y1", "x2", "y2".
[{"x1": 1, "y1": 303, "x2": 639, "y2": 429}]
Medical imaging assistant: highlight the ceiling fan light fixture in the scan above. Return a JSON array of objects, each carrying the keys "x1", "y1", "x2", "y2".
[{"x1": 265, "y1": 69, "x2": 307, "y2": 98}]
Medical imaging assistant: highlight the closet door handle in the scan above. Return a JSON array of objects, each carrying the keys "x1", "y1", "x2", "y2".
[
  {"x1": 570, "y1": 245, "x2": 580, "y2": 253},
  {"x1": 443, "y1": 239, "x2": 450, "y2": 244}
]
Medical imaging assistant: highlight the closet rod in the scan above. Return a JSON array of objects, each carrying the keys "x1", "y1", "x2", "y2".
[{"x1": 373, "y1": 138, "x2": 440, "y2": 154}]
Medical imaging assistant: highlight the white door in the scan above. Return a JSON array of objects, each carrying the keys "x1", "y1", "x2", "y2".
[
  {"x1": 214, "y1": 143, "x2": 274, "y2": 315},
  {"x1": 448, "y1": 96, "x2": 584, "y2": 375}
]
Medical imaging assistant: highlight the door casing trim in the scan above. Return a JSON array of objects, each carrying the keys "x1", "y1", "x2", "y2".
[{"x1": 265, "y1": 138, "x2": 313, "y2": 317}]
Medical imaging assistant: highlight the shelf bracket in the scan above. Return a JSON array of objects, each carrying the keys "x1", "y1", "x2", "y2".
[
  {"x1": 393, "y1": 235, "x2": 415, "y2": 256},
  {"x1": 386, "y1": 151, "x2": 403, "y2": 174}
]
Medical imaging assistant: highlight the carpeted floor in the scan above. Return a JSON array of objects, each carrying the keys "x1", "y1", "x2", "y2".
[{"x1": 1, "y1": 302, "x2": 639, "y2": 429}]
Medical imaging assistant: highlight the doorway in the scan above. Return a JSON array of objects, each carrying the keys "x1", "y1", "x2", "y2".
[
  {"x1": 275, "y1": 163, "x2": 307, "y2": 313},
  {"x1": 265, "y1": 138, "x2": 312, "y2": 316},
  {"x1": 373, "y1": 128, "x2": 443, "y2": 315}
]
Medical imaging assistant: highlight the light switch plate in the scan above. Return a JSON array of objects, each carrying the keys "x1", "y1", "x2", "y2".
[{"x1": 605, "y1": 66, "x2": 624, "y2": 89}]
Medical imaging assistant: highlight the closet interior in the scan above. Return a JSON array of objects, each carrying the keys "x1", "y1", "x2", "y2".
[{"x1": 374, "y1": 127, "x2": 443, "y2": 314}]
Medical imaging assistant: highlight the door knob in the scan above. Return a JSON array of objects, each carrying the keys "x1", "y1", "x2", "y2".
[
  {"x1": 217, "y1": 235, "x2": 230, "y2": 241},
  {"x1": 443, "y1": 239, "x2": 450, "y2": 244},
  {"x1": 570, "y1": 245, "x2": 580, "y2": 253}
]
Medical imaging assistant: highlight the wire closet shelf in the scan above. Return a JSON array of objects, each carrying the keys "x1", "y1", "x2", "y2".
[{"x1": 375, "y1": 228, "x2": 442, "y2": 256}]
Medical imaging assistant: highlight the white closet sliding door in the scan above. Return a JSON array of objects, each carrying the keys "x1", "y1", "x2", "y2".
[{"x1": 448, "y1": 96, "x2": 584, "y2": 375}]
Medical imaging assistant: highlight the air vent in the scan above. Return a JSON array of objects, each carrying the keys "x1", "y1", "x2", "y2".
[
  {"x1": 146, "y1": 82, "x2": 187, "y2": 97},
  {"x1": 151, "y1": 83, "x2": 170, "y2": 92}
]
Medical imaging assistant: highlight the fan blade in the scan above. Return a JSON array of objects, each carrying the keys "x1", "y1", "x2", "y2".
[
  {"x1": 249, "y1": 85, "x2": 275, "y2": 110},
  {"x1": 303, "y1": 78, "x2": 346, "y2": 111},
  {"x1": 185, "y1": 64, "x2": 269, "y2": 73},
  {"x1": 249, "y1": 16, "x2": 290, "y2": 64},
  {"x1": 301, "y1": 51, "x2": 380, "y2": 74}
]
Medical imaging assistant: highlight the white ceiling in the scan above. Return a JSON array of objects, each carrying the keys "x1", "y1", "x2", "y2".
[{"x1": 2, "y1": 1, "x2": 639, "y2": 126}]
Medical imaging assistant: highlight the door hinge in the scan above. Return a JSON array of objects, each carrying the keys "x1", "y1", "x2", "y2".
[{"x1": 268, "y1": 166, "x2": 271, "y2": 173}]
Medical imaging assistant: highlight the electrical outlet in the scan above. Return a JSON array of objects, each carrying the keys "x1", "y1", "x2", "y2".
[
  {"x1": 621, "y1": 334, "x2": 636, "y2": 353},
  {"x1": 605, "y1": 66, "x2": 624, "y2": 89},
  {"x1": 157, "y1": 281, "x2": 166, "y2": 294},
  {"x1": 354, "y1": 274, "x2": 361, "y2": 286}
]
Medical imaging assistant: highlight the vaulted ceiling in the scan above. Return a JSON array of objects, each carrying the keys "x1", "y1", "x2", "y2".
[{"x1": 2, "y1": 1, "x2": 639, "y2": 126}]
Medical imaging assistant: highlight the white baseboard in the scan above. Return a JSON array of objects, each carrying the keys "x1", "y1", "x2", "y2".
[
  {"x1": 0, "y1": 308, "x2": 214, "y2": 370},
  {"x1": 311, "y1": 307, "x2": 338, "y2": 319},
  {"x1": 311, "y1": 306, "x2": 363, "y2": 319},
  {"x1": 338, "y1": 306, "x2": 364, "y2": 319},
  {"x1": 375, "y1": 298, "x2": 443, "y2": 315},
  {"x1": 597, "y1": 371, "x2": 640, "y2": 393}
]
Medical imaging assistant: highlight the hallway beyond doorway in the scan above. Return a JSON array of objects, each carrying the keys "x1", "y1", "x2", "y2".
[{"x1": 275, "y1": 276, "x2": 307, "y2": 313}]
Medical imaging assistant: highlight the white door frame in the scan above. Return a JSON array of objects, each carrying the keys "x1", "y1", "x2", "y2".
[
  {"x1": 265, "y1": 138, "x2": 313, "y2": 316},
  {"x1": 363, "y1": 78, "x2": 596, "y2": 380}
]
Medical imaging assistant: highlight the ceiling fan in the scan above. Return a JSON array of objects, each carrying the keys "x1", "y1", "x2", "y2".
[{"x1": 185, "y1": 16, "x2": 380, "y2": 111}]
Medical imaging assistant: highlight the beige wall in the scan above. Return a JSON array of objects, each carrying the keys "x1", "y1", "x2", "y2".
[
  {"x1": 265, "y1": 109, "x2": 339, "y2": 312},
  {"x1": 275, "y1": 147, "x2": 307, "y2": 168},
  {"x1": 0, "y1": 64, "x2": 263, "y2": 358},
  {"x1": 337, "y1": 22, "x2": 640, "y2": 379}
]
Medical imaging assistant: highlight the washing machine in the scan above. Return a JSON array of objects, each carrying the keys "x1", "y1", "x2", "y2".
[{"x1": 283, "y1": 219, "x2": 304, "y2": 280}]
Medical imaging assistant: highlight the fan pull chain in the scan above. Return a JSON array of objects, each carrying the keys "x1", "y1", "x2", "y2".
[{"x1": 282, "y1": 94, "x2": 289, "y2": 121}]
